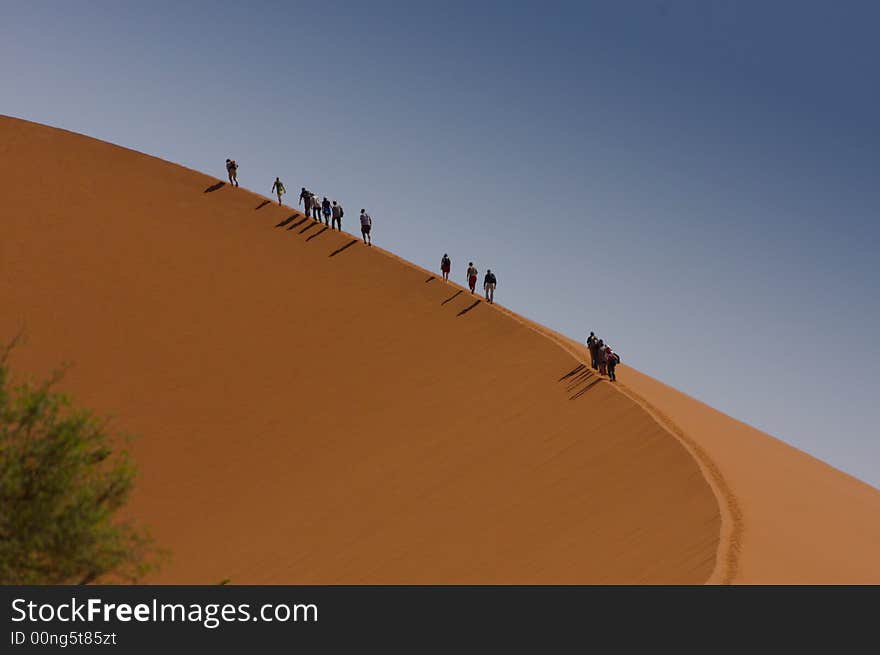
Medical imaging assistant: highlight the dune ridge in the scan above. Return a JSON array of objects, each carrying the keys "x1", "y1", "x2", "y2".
[
  {"x1": 3, "y1": 115, "x2": 879, "y2": 584},
  {"x1": 489, "y1": 307, "x2": 742, "y2": 584}
]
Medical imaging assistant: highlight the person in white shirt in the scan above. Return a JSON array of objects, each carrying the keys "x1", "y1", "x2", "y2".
[{"x1": 360, "y1": 209, "x2": 372, "y2": 245}]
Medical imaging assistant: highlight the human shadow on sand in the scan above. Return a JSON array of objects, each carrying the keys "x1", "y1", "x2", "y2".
[
  {"x1": 558, "y1": 363, "x2": 586, "y2": 382},
  {"x1": 558, "y1": 363, "x2": 602, "y2": 400},
  {"x1": 276, "y1": 214, "x2": 298, "y2": 228},
  {"x1": 203, "y1": 181, "x2": 225, "y2": 193},
  {"x1": 569, "y1": 378, "x2": 602, "y2": 400},
  {"x1": 329, "y1": 239, "x2": 359, "y2": 258},
  {"x1": 287, "y1": 217, "x2": 309, "y2": 230},
  {"x1": 306, "y1": 227, "x2": 329, "y2": 242},
  {"x1": 255, "y1": 200, "x2": 271, "y2": 210},
  {"x1": 441, "y1": 290, "x2": 463, "y2": 305},
  {"x1": 456, "y1": 300, "x2": 481, "y2": 317}
]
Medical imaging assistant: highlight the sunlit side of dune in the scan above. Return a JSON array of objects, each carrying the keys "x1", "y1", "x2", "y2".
[{"x1": 8, "y1": 115, "x2": 879, "y2": 584}]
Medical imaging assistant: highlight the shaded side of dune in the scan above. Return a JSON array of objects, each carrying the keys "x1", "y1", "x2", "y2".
[{"x1": 0, "y1": 116, "x2": 720, "y2": 583}]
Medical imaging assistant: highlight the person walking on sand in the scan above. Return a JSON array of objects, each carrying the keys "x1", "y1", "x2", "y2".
[
  {"x1": 272, "y1": 177, "x2": 286, "y2": 205},
  {"x1": 440, "y1": 254, "x2": 451, "y2": 282},
  {"x1": 606, "y1": 345, "x2": 620, "y2": 382},
  {"x1": 226, "y1": 159, "x2": 239, "y2": 187},
  {"x1": 321, "y1": 197, "x2": 332, "y2": 225},
  {"x1": 596, "y1": 339, "x2": 607, "y2": 376},
  {"x1": 484, "y1": 269, "x2": 497, "y2": 303},
  {"x1": 331, "y1": 200, "x2": 344, "y2": 230},
  {"x1": 466, "y1": 262, "x2": 478, "y2": 294},
  {"x1": 299, "y1": 187, "x2": 311, "y2": 216},
  {"x1": 586, "y1": 332, "x2": 598, "y2": 370},
  {"x1": 360, "y1": 209, "x2": 372, "y2": 245},
  {"x1": 312, "y1": 194, "x2": 322, "y2": 220}
]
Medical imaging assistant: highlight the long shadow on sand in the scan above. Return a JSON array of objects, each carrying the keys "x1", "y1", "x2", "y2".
[
  {"x1": 456, "y1": 300, "x2": 481, "y2": 317},
  {"x1": 425, "y1": 276, "x2": 435, "y2": 283},
  {"x1": 276, "y1": 214, "x2": 299, "y2": 228},
  {"x1": 255, "y1": 200, "x2": 271, "y2": 210},
  {"x1": 441, "y1": 290, "x2": 463, "y2": 305},
  {"x1": 569, "y1": 378, "x2": 602, "y2": 400},
  {"x1": 329, "y1": 239, "x2": 359, "y2": 257},
  {"x1": 287, "y1": 217, "x2": 309, "y2": 230},
  {"x1": 558, "y1": 363, "x2": 586, "y2": 382},
  {"x1": 299, "y1": 222, "x2": 320, "y2": 235},
  {"x1": 203, "y1": 181, "x2": 225, "y2": 193},
  {"x1": 306, "y1": 227, "x2": 329, "y2": 242},
  {"x1": 559, "y1": 363, "x2": 603, "y2": 400}
]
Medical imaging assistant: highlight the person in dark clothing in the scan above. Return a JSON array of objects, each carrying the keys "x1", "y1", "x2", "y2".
[
  {"x1": 483, "y1": 269, "x2": 497, "y2": 303},
  {"x1": 586, "y1": 332, "x2": 598, "y2": 369},
  {"x1": 321, "y1": 197, "x2": 332, "y2": 225},
  {"x1": 299, "y1": 188, "x2": 311, "y2": 216},
  {"x1": 331, "y1": 201, "x2": 344, "y2": 230},
  {"x1": 596, "y1": 339, "x2": 607, "y2": 376},
  {"x1": 606, "y1": 346, "x2": 620, "y2": 382},
  {"x1": 440, "y1": 254, "x2": 451, "y2": 281},
  {"x1": 226, "y1": 159, "x2": 239, "y2": 187}
]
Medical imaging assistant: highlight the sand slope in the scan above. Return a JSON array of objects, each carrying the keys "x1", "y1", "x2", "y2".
[{"x1": 1, "y1": 115, "x2": 876, "y2": 583}]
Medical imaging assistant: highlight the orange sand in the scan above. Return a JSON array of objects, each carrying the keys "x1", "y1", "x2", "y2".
[{"x1": 1, "y1": 115, "x2": 877, "y2": 583}]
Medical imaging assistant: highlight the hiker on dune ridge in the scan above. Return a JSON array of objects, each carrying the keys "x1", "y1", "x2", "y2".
[
  {"x1": 606, "y1": 345, "x2": 620, "y2": 382},
  {"x1": 586, "y1": 332, "x2": 598, "y2": 370},
  {"x1": 226, "y1": 159, "x2": 239, "y2": 187},
  {"x1": 322, "y1": 197, "x2": 332, "y2": 225},
  {"x1": 272, "y1": 177, "x2": 285, "y2": 205},
  {"x1": 441, "y1": 254, "x2": 451, "y2": 281},
  {"x1": 331, "y1": 200, "x2": 344, "y2": 230},
  {"x1": 484, "y1": 269, "x2": 497, "y2": 303},
  {"x1": 299, "y1": 187, "x2": 312, "y2": 216},
  {"x1": 466, "y1": 262, "x2": 478, "y2": 294},
  {"x1": 360, "y1": 209, "x2": 372, "y2": 245}
]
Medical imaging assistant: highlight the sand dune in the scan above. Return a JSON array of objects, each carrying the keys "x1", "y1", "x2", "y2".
[{"x1": 1, "y1": 115, "x2": 877, "y2": 583}]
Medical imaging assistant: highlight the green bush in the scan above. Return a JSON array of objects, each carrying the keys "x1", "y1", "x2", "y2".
[{"x1": 0, "y1": 339, "x2": 159, "y2": 584}]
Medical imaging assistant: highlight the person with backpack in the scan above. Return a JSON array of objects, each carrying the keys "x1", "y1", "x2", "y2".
[
  {"x1": 606, "y1": 345, "x2": 620, "y2": 382},
  {"x1": 466, "y1": 262, "x2": 478, "y2": 294},
  {"x1": 331, "y1": 201, "x2": 344, "y2": 230},
  {"x1": 596, "y1": 339, "x2": 607, "y2": 376},
  {"x1": 226, "y1": 159, "x2": 239, "y2": 187},
  {"x1": 440, "y1": 254, "x2": 451, "y2": 282},
  {"x1": 321, "y1": 197, "x2": 332, "y2": 225},
  {"x1": 483, "y1": 269, "x2": 497, "y2": 303},
  {"x1": 360, "y1": 209, "x2": 372, "y2": 245},
  {"x1": 586, "y1": 332, "x2": 598, "y2": 369},
  {"x1": 272, "y1": 177, "x2": 286, "y2": 205}
]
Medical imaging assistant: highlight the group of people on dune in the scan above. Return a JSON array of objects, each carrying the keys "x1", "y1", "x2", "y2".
[
  {"x1": 439, "y1": 254, "x2": 498, "y2": 304},
  {"x1": 225, "y1": 162, "x2": 373, "y2": 246},
  {"x1": 228, "y1": 162, "x2": 633, "y2": 351},
  {"x1": 294, "y1": 186, "x2": 361, "y2": 237},
  {"x1": 586, "y1": 332, "x2": 621, "y2": 382}
]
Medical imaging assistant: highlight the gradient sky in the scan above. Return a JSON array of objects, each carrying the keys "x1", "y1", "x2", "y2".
[{"x1": 3, "y1": 1, "x2": 878, "y2": 487}]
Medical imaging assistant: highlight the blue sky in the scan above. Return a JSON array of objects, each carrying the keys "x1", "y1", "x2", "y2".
[{"x1": 3, "y1": 1, "x2": 878, "y2": 487}]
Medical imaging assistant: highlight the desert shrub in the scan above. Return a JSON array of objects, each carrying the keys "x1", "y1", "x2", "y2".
[{"x1": 0, "y1": 339, "x2": 159, "y2": 584}]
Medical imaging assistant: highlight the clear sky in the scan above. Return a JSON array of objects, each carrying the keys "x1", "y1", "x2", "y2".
[{"x1": 3, "y1": 1, "x2": 878, "y2": 488}]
